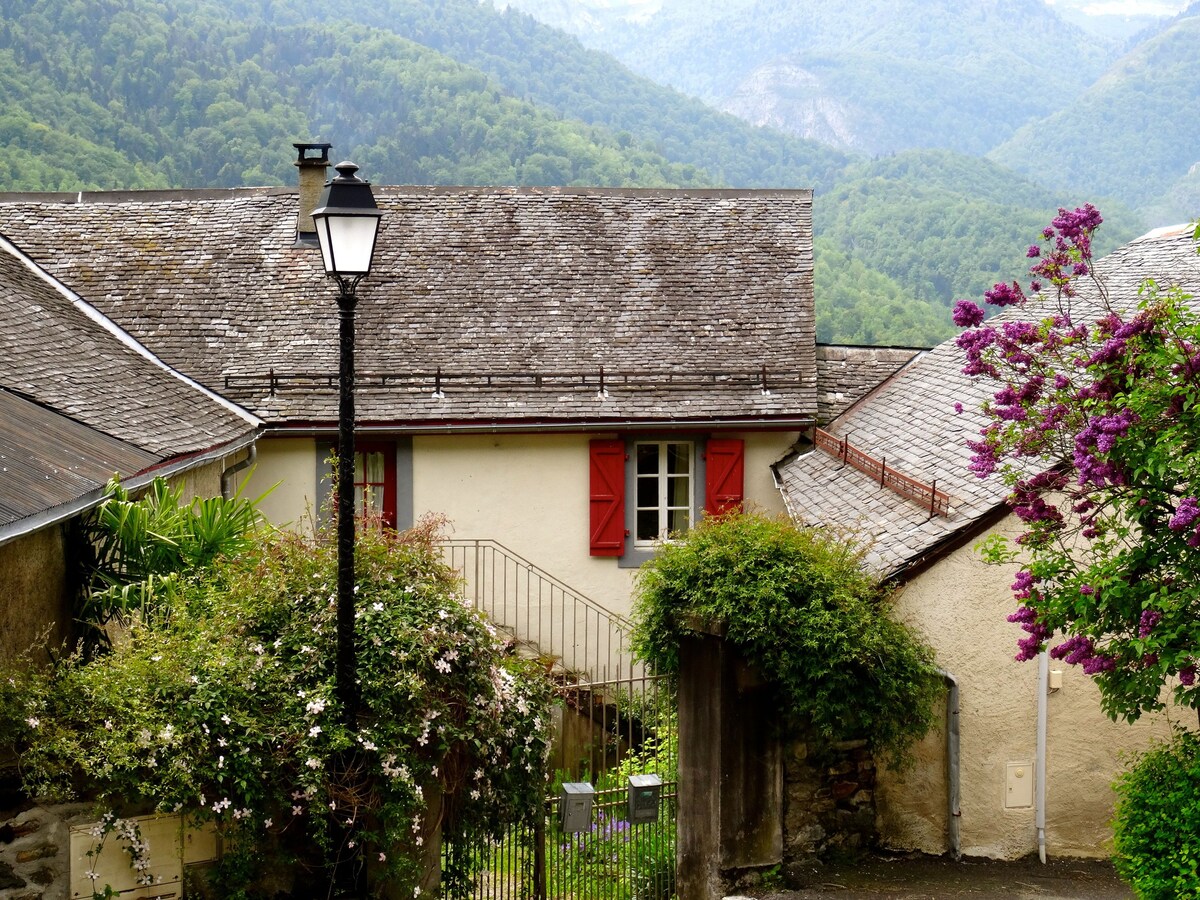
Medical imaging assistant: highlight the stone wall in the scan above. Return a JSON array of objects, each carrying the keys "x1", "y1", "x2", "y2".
[
  {"x1": 0, "y1": 799, "x2": 92, "y2": 900},
  {"x1": 782, "y1": 737, "x2": 877, "y2": 875}
]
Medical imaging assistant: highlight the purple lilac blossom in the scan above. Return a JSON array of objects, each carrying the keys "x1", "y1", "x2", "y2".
[
  {"x1": 1138, "y1": 609, "x2": 1162, "y2": 638},
  {"x1": 1169, "y1": 497, "x2": 1200, "y2": 532},
  {"x1": 984, "y1": 281, "x2": 1025, "y2": 307},
  {"x1": 952, "y1": 299, "x2": 985, "y2": 327}
]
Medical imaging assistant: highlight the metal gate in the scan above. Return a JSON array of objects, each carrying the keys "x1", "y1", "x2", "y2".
[{"x1": 443, "y1": 674, "x2": 677, "y2": 900}]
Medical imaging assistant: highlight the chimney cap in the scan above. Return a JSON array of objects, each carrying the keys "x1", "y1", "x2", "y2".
[{"x1": 293, "y1": 142, "x2": 333, "y2": 167}]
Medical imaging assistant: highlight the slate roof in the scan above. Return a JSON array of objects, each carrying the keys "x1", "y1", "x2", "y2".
[
  {"x1": 0, "y1": 235, "x2": 260, "y2": 540},
  {"x1": 815, "y1": 344, "x2": 925, "y2": 424},
  {"x1": 777, "y1": 226, "x2": 1200, "y2": 578},
  {"x1": 0, "y1": 186, "x2": 817, "y2": 430}
]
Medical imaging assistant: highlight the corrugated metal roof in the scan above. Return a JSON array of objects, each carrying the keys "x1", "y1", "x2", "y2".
[{"x1": 0, "y1": 389, "x2": 158, "y2": 527}]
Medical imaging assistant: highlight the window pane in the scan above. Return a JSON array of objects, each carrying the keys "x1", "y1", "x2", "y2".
[
  {"x1": 636, "y1": 444, "x2": 659, "y2": 475},
  {"x1": 636, "y1": 510, "x2": 660, "y2": 542},
  {"x1": 365, "y1": 451, "x2": 385, "y2": 485},
  {"x1": 667, "y1": 475, "x2": 690, "y2": 507},
  {"x1": 668, "y1": 508, "x2": 690, "y2": 535},
  {"x1": 666, "y1": 443, "x2": 690, "y2": 475},
  {"x1": 637, "y1": 476, "x2": 659, "y2": 508}
]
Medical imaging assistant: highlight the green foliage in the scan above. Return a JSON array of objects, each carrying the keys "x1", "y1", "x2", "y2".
[
  {"x1": 74, "y1": 477, "x2": 266, "y2": 654},
  {"x1": 818, "y1": 149, "x2": 1144, "y2": 310},
  {"x1": 630, "y1": 513, "x2": 941, "y2": 763},
  {"x1": 814, "y1": 237, "x2": 951, "y2": 346},
  {"x1": 3, "y1": 518, "x2": 552, "y2": 897},
  {"x1": 990, "y1": 16, "x2": 1200, "y2": 213},
  {"x1": 0, "y1": 0, "x2": 830, "y2": 191},
  {"x1": 1113, "y1": 729, "x2": 1200, "y2": 899},
  {"x1": 958, "y1": 212, "x2": 1200, "y2": 723}
]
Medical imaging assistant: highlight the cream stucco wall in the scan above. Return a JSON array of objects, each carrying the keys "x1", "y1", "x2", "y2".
[
  {"x1": 241, "y1": 437, "x2": 320, "y2": 530},
  {"x1": 246, "y1": 430, "x2": 797, "y2": 618},
  {"x1": 412, "y1": 431, "x2": 796, "y2": 621},
  {"x1": 0, "y1": 526, "x2": 71, "y2": 664},
  {"x1": 877, "y1": 514, "x2": 1177, "y2": 860}
]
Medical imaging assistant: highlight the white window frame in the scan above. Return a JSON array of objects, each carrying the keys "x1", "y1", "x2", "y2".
[{"x1": 632, "y1": 440, "x2": 696, "y2": 548}]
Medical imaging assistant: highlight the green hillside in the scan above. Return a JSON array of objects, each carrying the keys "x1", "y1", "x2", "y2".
[
  {"x1": 0, "y1": 0, "x2": 721, "y2": 189},
  {"x1": 0, "y1": 0, "x2": 1148, "y2": 348},
  {"x1": 988, "y1": 13, "x2": 1200, "y2": 216},
  {"x1": 509, "y1": 0, "x2": 1117, "y2": 157},
  {"x1": 818, "y1": 150, "x2": 1144, "y2": 311}
]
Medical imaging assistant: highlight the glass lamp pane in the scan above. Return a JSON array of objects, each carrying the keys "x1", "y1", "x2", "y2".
[{"x1": 316, "y1": 215, "x2": 379, "y2": 275}]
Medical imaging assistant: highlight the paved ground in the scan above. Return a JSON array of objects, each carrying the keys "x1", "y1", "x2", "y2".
[{"x1": 751, "y1": 852, "x2": 1133, "y2": 899}]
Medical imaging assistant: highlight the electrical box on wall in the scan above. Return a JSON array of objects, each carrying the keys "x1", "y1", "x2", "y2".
[
  {"x1": 70, "y1": 813, "x2": 183, "y2": 898},
  {"x1": 627, "y1": 773, "x2": 662, "y2": 824},
  {"x1": 560, "y1": 782, "x2": 595, "y2": 833},
  {"x1": 1005, "y1": 761, "x2": 1034, "y2": 809}
]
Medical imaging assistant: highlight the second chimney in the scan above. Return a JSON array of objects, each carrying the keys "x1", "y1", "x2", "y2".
[{"x1": 294, "y1": 142, "x2": 332, "y2": 245}]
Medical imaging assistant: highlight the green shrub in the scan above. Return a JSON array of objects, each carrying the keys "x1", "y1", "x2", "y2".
[
  {"x1": 2, "y1": 517, "x2": 551, "y2": 898},
  {"x1": 631, "y1": 513, "x2": 940, "y2": 763},
  {"x1": 1113, "y1": 729, "x2": 1200, "y2": 899}
]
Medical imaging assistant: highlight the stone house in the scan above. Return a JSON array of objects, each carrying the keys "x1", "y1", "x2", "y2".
[
  {"x1": 775, "y1": 224, "x2": 1200, "y2": 862},
  {"x1": 0, "y1": 148, "x2": 824, "y2": 680},
  {"x1": 0, "y1": 231, "x2": 259, "y2": 898},
  {"x1": 6, "y1": 144, "x2": 1180, "y2": 883}
]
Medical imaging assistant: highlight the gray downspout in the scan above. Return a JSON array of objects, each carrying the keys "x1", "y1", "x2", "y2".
[
  {"x1": 1036, "y1": 649, "x2": 1048, "y2": 864},
  {"x1": 938, "y1": 668, "x2": 961, "y2": 859},
  {"x1": 221, "y1": 444, "x2": 257, "y2": 500}
]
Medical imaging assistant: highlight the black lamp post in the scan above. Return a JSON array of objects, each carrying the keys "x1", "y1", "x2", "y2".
[{"x1": 311, "y1": 161, "x2": 383, "y2": 730}]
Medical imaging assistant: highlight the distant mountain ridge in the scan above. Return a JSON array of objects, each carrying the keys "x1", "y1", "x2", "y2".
[
  {"x1": 0, "y1": 0, "x2": 1149, "y2": 348},
  {"x1": 502, "y1": 0, "x2": 1199, "y2": 221},
  {"x1": 989, "y1": 9, "x2": 1200, "y2": 221}
]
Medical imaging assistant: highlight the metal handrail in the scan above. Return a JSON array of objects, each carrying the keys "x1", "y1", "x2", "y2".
[
  {"x1": 439, "y1": 539, "x2": 645, "y2": 683},
  {"x1": 814, "y1": 427, "x2": 951, "y2": 517}
]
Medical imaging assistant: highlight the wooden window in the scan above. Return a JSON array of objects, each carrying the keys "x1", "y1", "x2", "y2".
[
  {"x1": 352, "y1": 441, "x2": 396, "y2": 529},
  {"x1": 635, "y1": 441, "x2": 694, "y2": 545}
]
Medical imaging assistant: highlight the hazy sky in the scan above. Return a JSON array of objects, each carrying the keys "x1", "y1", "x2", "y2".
[{"x1": 1049, "y1": 0, "x2": 1188, "y2": 14}]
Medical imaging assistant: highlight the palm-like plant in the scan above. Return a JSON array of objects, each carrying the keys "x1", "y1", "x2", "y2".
[{"x1": 75, "y1": 476, "x2": 268, "y2": 653}]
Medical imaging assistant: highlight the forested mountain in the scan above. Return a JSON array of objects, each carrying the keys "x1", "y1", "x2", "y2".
[
  {"x1": 0, "y1": 0, "x2": 1150, "y2": 347},
  {"x1": 816, "y1": 150, "x2": 1140, "y2": 316},
  {"x1": 503, "y1": 0, "x2": 1117, "y2": 156},
  {"x1": 504, "y1": 0, "x2": 1200, "y2": 221},
  {"x1": 988, "y1": 12, "x2": 1200, "y2": 222}
]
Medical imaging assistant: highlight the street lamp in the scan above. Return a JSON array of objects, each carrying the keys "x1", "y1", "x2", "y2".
[{"x1": 311, "y1": 161, "x2": 383, "y2": 730}]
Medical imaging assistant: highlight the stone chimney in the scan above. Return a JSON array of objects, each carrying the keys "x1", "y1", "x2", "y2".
[{"x1": 293, "y1": 142, "x2": 332, "y2": 245}]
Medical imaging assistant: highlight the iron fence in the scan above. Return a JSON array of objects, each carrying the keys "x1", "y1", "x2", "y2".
[{"x1": 442, "y1": 674, "x2": 676, "y2": 900}]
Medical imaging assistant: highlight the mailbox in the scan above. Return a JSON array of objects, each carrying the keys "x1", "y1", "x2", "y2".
[
  {"x1": 627, "y1": 773, "x2": 662, "y2": 824},
  {"x1": 559, "y1": 782, "x2": 595, "y2": 833}
]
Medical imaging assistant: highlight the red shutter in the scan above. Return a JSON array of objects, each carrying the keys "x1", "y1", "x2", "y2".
[
  {"x1": 705, "y1": 438, "x2": 745, "y2": 516},
  {"x1": 589, "y1": 439, "x2": 626, "y2": 556}
]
